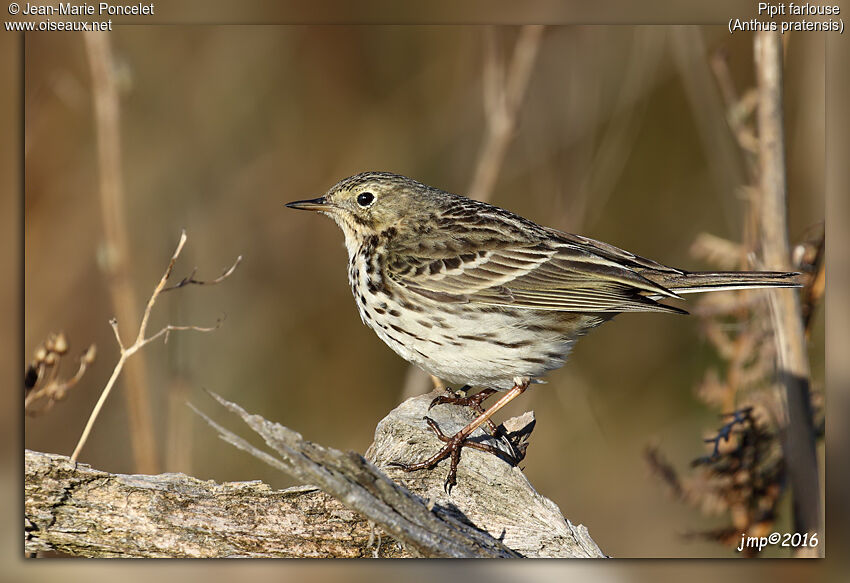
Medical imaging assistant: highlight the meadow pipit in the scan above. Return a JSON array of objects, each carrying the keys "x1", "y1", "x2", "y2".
[{"x1": 287, "y1": 172, "x2": 801, "y2": 491}]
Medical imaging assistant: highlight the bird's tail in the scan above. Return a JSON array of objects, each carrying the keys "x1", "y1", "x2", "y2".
[{"x1": 649, "y1": 270, "x2": 803, "y2": 296}]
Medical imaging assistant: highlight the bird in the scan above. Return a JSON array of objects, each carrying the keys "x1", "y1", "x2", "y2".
[{"x1": 286, "y1": 171, "x2": 801, "y2": 491}]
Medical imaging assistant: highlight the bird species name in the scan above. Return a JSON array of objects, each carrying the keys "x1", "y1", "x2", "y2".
[
  {"x1": 730, "y1": 3, "x2": 843, "y2": 33},
  {"x1": 757, "y1": 2, "x2": 840, "y2": 17}
]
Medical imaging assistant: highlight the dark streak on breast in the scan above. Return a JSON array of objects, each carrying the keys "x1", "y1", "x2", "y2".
[
  {"x1": 399, "y1": 299, "x2": 424, "y2": 313},
  {"x1": 389, "y1": 323, "x2": 425, "y2": 342},
  {"x1": 491, "y1": 339, "x2": 534, "y2": 349}
]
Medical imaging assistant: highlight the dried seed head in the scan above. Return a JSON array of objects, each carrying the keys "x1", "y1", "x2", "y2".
[
  {"x1": 34, "y1": 347, "x2": 47, "y2": 363},
  {"x1": 54, "y1": 332, "x2": 68, "y2": 355},
  {"x1": 83, "y1": 344, "x2": 97, "y2": 365},
  {"x1": 44, "y1": 335, "x2": 55, "y2": 353},
  {"x1": 44, "y1": 352, "x2": 57, "y2": 366}
]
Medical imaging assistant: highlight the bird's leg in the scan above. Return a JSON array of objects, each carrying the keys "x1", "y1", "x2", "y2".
[
  {"x1": 428, "y1": 387, "x2": 500, "y2": 434},
  {"x1": 391, "y1": 381, "x2": 529, "y2": 492},
  {"x1": 429, "y1": 385, "x2": 522, "y2": 462}
]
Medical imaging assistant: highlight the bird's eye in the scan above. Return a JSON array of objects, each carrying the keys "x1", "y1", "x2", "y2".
[{"x1": 356, "y1": 192, "x2": 375, "y2": 207}]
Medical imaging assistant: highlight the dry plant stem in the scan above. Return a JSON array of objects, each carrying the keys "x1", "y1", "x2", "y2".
[
  {"x1": 672, "y1": 27, "x2": 748, "y2": 228},
  {"x1": 401, "y1": 25, "x2": 544, "y2": 399},
  {"x1": 24, "y1": 356, "x2": 89, "y2": 412},
  {"x1": 710, "y1": 48, "x2": 761, "y2": 174},
  {"x1": 164, "y1": 256, "x2": 243, "y2": 292},
  {"x1": 84, "y1": 32, "x2": 157, "y2": 473},
  {"x1": 754, "y1": 32, "x2": 821, "y2": 545},
  {"x1": 70, "y1": 231, "x2": 222, "y2": 463},
  {"x1": 468, "y1": 25, "x2": 545, "y2": 201}
]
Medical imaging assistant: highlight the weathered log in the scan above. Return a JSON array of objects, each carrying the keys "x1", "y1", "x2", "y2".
[{"x1": 25, "y1": 390, "x2": 603, "y2": 558}]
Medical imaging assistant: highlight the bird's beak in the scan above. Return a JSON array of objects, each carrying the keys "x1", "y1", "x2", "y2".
[{"x1": 285, "y1": 196, "x2": 330, "y2": 212}]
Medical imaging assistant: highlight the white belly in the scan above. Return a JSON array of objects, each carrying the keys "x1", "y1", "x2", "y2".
[{"x1": 348, "y1": 253, "x2": 574, "y2": 390}]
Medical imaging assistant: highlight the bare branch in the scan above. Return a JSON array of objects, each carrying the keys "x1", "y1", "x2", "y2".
[
  {"x1": 134, "y1": 230, "x2": 187, "y2": 346},
  {"x1": 138, "y1": 320, "x2": 224, "y2": 349},
  {"x1": 163, "y1": 254, "x2": 243, "y2": 292},
  {"x1": 108, "y1": 317, "x2": 123, "y2": 349},
  {"x1": 70, "y1": 231, "x2": 240, "y2": 464}
]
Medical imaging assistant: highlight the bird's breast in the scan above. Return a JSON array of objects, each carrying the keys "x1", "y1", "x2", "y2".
[{"x1": 345, "y1": 248, "x2": 594, "y2": 389}]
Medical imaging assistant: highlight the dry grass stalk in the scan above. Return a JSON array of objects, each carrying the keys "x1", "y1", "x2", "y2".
[
  {"x1": 84, "y1": 31, "x2": 156, "y2": 472},
  {"x1": 754, "y1": 31, "x2": 820, "y2": 545},
  {"x1": 467, "y1": 25, "x2": 545, "y2": 202}
]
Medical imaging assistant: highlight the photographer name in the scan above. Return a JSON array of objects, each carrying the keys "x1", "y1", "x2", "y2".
[{"x1": 21, "y1": 2, "x2": 154, "y2": 16}]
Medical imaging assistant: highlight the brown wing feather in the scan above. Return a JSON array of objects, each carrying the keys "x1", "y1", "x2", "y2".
[
  {"x1": 381, "y1": 194, "x2": 688, "y2": 313},
  {"x1": 386, "y1": 238, "x2": 684, "y2": 314}
]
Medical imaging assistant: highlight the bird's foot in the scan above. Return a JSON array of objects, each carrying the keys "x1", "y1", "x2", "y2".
[
  {"x1": 428, "y1": 387, "x2": 497, "y2": 414},
  {"x1": 389, "y1": 416, "x2": 517, "y2": 494}
]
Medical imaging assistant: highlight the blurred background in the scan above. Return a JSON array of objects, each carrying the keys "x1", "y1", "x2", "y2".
[{"x1": 22, "y1": 26, "x2": 824, "y2": 558}]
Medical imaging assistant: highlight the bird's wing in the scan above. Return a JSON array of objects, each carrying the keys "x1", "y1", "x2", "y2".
[
  {"x1": 385, "y1": 238, "x2": 686, "y2": 314},
  {"x1": 547, "y1": 229, "x2": 685, "y2": 275}
]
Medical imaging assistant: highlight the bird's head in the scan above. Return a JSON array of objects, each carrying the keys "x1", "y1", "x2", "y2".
[{"x1": 286, "y1": 172, "x2": 432, "y2": 245}]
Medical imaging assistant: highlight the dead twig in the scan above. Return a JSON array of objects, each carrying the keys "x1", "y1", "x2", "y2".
[
  {"x1": 163, "y1": 255, "x2": 243, "y2": 292},
  {"x1": 69, "y1": 230, "x2": 239, "y2": 463}
]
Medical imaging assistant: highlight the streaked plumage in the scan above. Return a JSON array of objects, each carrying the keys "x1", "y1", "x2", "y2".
[
  {"x1": 287, "y1": 172, "x2": 801, "y2": 490},
  {"x1": 287, "y1": 171, "x2": 800, "y2": 390}
]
